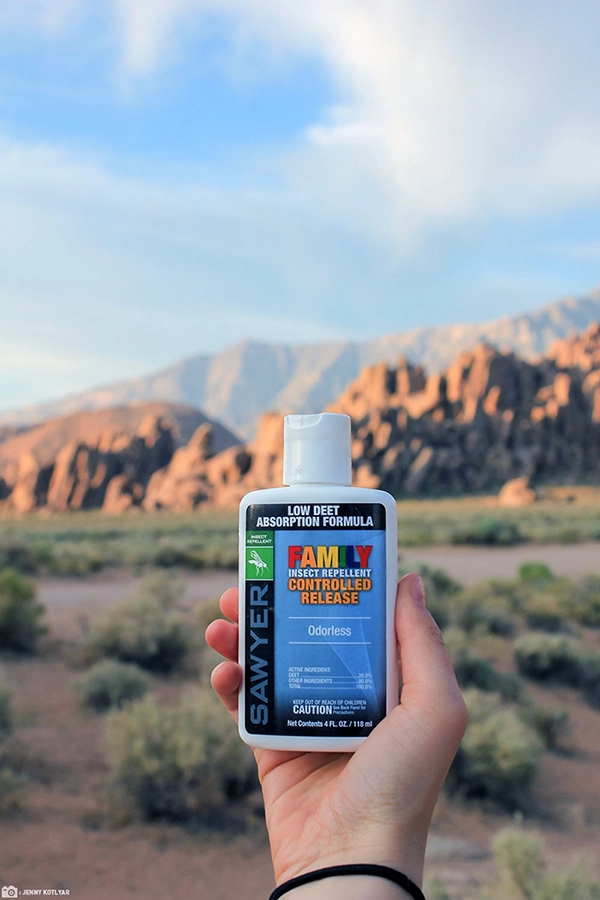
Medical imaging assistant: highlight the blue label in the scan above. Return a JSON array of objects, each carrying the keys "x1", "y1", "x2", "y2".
[{"x1": 244, "y1": 502, "x2": 387, "y2": 737}]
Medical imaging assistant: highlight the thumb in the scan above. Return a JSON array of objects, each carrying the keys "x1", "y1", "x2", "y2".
[{"x1": 394, "y1": 573, "x2": 467, "y2": 747}]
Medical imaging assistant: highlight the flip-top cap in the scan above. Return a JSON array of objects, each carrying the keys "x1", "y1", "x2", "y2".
[{"x1": 283, "y1": 413, "x2": 352, "y2": 485}]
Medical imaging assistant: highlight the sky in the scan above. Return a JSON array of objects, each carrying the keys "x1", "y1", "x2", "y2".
[{"x1": 1, "y1": 0, "x2": 600, "y2": 413}]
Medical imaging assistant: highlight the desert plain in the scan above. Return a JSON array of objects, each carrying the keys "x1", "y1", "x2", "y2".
[{"x1": 0, "y1": 533, "x2": 599, "y2": 899}]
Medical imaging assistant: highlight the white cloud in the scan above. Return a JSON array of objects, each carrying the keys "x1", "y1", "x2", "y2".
[
  {"x1": 5, "y1": 0, "x2": 600, "y2": 242},
  {"x1": 110, "y1": 0, "x2": 202, "y2": 75},
  {"x1": 2, "y1": 0, "x2": 600, "y2": 411},
  {"x1": 116, "y1": 0, "x2": 600, "y2": 228},
  {"x1": 0, "y1": 133, "x2": 359, "y2": 389}
]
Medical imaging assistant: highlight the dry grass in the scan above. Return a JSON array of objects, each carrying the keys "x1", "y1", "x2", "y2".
[{"x1": 0, "y1": 487, "x2": 599, "y2": 577}]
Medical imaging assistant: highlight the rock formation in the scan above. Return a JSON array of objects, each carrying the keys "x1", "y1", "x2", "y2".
[
  {"x1": 497, "y1": 476, "x2": 537, "y2": 507},
  {"x1": 31, "y1": 415, "x2": 175, "y2": 513},
  {"x1": 0, "y1": 404, "x2": 240, "y2": 514},
  {"x1": 4, "y1": 452, "x2": 53, "y2": 514},
  {"x1": 330, "y1": 337, "x2": 599, "y2": 497},
  {"x1": 142, "y1": 414, "x2": 274, "y2": 511},
  {"x1": 1, "y1": 324, "x2": 599, "y2": 512}
]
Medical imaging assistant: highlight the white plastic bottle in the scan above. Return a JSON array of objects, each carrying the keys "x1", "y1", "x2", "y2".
[{"x1": 238, "y1": 412, "x2": 398, "y2": 751}]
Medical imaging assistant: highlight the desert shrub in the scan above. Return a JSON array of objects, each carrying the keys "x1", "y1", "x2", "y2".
[
  {"x1": 523, "y1": 590, "x2": 567, "y2": 633},
  {"x1": 0, "y1": 568, "x2": 47, "y2": 652},
  {"x1": 514, "y1": 634, "x2": 584, "y2": 685},
  {"x1": 449, "y1": 689, "x2": 543, "y2": 807},
  {"x1": 424, "y1": 875, "x2": 452, "y2": 900},
  {"x1": 451, "y1": 517, "x2": 523, "y2": 547},
  {"x1": 519, "y1": 562, "x2": 555, "y2": 585},
  {"x1": 445, "y1": 633, "x2": 567, "y2": 749},
  {"x1": 0, "y1": 676, "x2": 12, "y2": 741},
  {"x1": 86, "y1": 573, "x2": 192, "y2": 673},
  {"x1": 0, "y1": 540, "x2": 53, "y2": 575},
  {"x1": 433, "y1": 825, "x2": 600, "y2": 899},
  {"x1": 515, "y1": 575, "x2": 600, "y2": 631},
  {"x1": 492, "y1": 826, "x2": 545, "y2": 898},
  {"x1": 452, "y1": 581, "x2": 520, "y2": 636},
  {"x1": 533, "y1": 867, "x2": 600, "y2": 900},
  {"x1": 451, "y1": 646, "x2": 523, "y2": 701},
  {"x1": 515, "y1": 636, "x2": 600, "y2": 709},
  {"x1": 463, "y1": 602, "x2": 518, "y2": 637},
  {"x1": 572, "y1": 576, "x2": 600, "y2": 628},
  {"x1": 535, "y1": 873, "x2": 600, "y2": 900},
  {"x1": 519, "y1": 702, "x2": 569, "y2": 751},
  {"x1": 521, "y1": 576, "x2": 594, "y2": 632},
  {"x1": 489, "y1": 826, "x2": 600, "y2": 900},
  {"x1": 152, "y1": 544, "x2": 204, "y2": 569},
  {"x1": 554, "y1": 527, "x2": 581, "y2": 544},
  {"x1": 106, "y1": 689, "x2": 257, "y2": 822},
  {"x1": 48, "y1": 543, "x2": 106, "y2": 576},
  {"x1": 75, "y1": 660, "x2": 150, "y2": 713},
  {"x1": 419, "y1": 565, "x2": 462, "y2": 597}
]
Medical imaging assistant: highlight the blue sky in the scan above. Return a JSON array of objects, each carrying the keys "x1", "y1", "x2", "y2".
[{"x1": 1, "y1": 0, "x2": 600, "y2": 413}]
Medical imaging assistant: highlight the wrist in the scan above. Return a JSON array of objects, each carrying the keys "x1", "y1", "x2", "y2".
[{"x1": 271, "y1": 828, "x2": 426, "y2": 889}]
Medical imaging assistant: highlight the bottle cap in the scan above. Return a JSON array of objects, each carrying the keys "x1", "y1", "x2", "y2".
[{"x1": 283, "y1": 413, "x2": 352, "y2": 485}]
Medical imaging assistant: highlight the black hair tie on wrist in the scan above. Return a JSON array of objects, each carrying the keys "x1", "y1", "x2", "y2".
[{"x1": 269, "y1": 864, "x2": 426, "y2": 900}]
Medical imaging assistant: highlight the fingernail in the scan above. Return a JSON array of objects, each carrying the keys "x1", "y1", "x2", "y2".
[{"x1": 411, "y1": 575, "x2": 425, "y2": 606}]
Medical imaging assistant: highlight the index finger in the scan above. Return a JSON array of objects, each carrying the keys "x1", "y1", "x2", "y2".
[{"x1": 219, "y1": 587, "x2": 239, "y2": 622}]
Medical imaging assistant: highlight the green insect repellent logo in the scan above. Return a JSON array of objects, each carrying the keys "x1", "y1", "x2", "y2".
[{"x1": 245, "y1": 531, "x2": 274, "y2": 580}]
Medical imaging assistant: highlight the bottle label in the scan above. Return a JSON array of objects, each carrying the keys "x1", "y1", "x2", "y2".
[{"x1": 243, "y1": 502, "x2": 387, "y2": 738}]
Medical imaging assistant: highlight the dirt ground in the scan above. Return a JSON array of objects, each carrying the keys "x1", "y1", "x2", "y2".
[
  {"x1": 401, "y1": 540, "x2": 600, "y2": 585},
  {"x1": 1, "y1": 547, "x2": 600, "y2": 899}
]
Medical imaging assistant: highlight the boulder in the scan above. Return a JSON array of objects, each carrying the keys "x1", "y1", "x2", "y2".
[
  {"x1": 498, "y1": 476, "x2": 537, "y2": 507},
  {"x1": 5, "y1": 452, "x2": 53, "y2": 513},
  {"x1": 103, "y1": 475, "x2": 136, "y2": 514}
]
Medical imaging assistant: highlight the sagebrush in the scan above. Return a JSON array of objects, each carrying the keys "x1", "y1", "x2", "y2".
[
  {"x1": 448, "y1": 690, "x2": 544, "y2": 807},
  {"x1": 0, "y1": 568, "x2": 46, "y2": 652},
  {"x1": 106, "y1": 689, "x2": 257, "y2": 822},
  {"x1": 86, "y1": 573, "x2": 193, "y2": 673},
  {"x1": 75, "y1": 660, "x2": 150, "y2": 712}
]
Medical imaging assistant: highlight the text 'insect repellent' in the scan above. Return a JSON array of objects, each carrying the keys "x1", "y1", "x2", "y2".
[{"x1": 238, "y1": 412, "x2": 398, "y2": 751}]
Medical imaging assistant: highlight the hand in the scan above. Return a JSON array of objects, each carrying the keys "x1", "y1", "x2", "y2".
[{"x1": 205, "y1": 573, "x2": 467, "y2": 891}]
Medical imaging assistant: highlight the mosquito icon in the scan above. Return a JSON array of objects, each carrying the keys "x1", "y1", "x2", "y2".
[{"x1": 248, "y1": 549, "x2": 269, "y2": 574}]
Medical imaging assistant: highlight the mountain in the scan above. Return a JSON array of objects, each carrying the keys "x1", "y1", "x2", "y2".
[
  {"x1": 2, "y1": 288, "x2": 600, "y2": 439},
  {"x1": 2, "y1": 324, "x2": 599, "y2": 514},
  {"x1": 0, "y1": 402, "x2": 239, "y2": 475},
  {"x1": 0, "y1": 403, "x2": 241, "y2": 514}
]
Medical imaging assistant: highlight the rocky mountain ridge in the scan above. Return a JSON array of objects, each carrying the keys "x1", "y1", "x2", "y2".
[
  {"x1": 2, "y1": 289, "x2": 600, "y2": 439},
  {"x1": 0, "y1": 404, "x2": 240, "y2": 514},
  {"x1": 1, "y1": 323, "x2": 599, "y2": 514}
]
